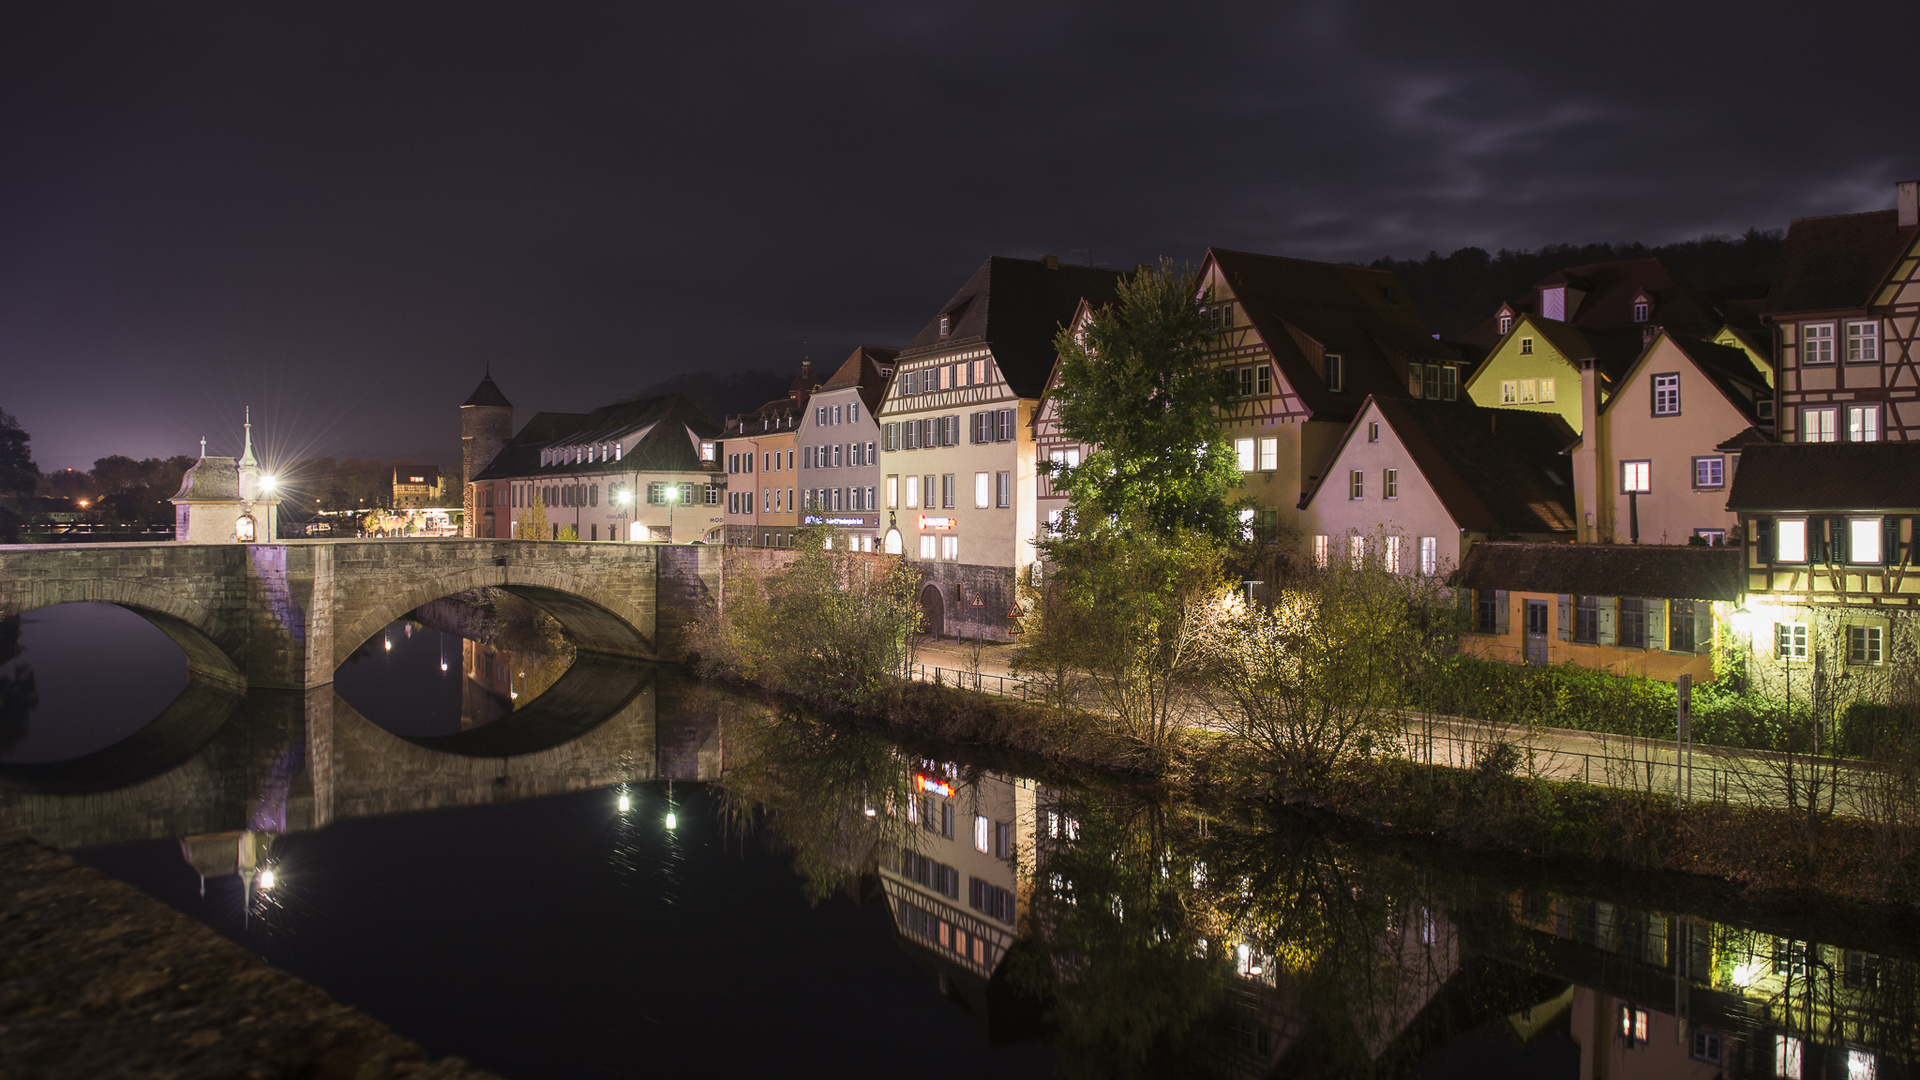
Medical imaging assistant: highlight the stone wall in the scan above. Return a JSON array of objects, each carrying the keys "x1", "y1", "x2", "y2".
[{"x1": 914, "y1": 560, "x2": 1019, "y2": 642}]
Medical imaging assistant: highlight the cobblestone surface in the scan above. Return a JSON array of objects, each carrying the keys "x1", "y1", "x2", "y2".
[{"x1": 0, "y1": 829, "x2": 499, "y2": 1080}]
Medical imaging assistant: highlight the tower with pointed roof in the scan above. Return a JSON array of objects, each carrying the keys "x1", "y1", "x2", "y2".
[{"x1": 461, "y1": 371, "x2": 514, "y2": 537}]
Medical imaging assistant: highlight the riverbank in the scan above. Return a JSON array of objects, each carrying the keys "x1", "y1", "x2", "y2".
[{"x1": 0, "y1": 829, "x2": 497, "y2": 1079}]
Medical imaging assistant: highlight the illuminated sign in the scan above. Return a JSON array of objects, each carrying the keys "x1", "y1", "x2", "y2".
[
  {"x1": 918, "y1": 515, "x2": 955, "y2": 530},
  {"x1": 803, "y1": 516, "x2": 872, "y2": 526},
  {"x1": 913, "y1": 773, "x2": 954, "y2": 798}
]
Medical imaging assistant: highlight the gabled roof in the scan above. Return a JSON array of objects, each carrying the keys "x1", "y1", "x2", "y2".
[
  {"x1": 1603, "y1": 332, "x2": 1771, "y2": 429},
  {"x1": 471, "y1": 396, "x2": 719, "y2": 481},
  {"x1": 1453, "y1": 541, "x2": 1744, "y2": 601},
  {"x1": 1767, "y1": 208, "x2": 1917, "y2": 315},
  {"x1": 1463, "y1": 313, "x2": 1645, "y2": 391},
  {"x1": 898, "y1": 257, "x2": 1127, "y2": 399},
  {"x1": 817, "y1": 345, "x2": 900, "y2": 415},
  {"x1": 1716, "y1": 426, "x2": 1773, "y2": 452},
  {"x1": 461, "y1": 374, "x2": 513, "y2": 409},
  {"x1": 1726, "y1": 442, "x2": 1920, "y2": 512},
  {"x1": 1535, "y1": 257, "x2": 1725, "y2": 335},
  {"x1": 1206, "y1": 248, "x2": 1454, "y2": 424},
  {"x1": 1301, "y1": 395, "x2": 1577, "y2": 535},
  {"x1": 171, "y1": 457, "x2": 240, "y2": 502}
]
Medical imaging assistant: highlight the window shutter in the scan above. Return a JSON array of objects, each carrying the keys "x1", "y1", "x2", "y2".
[
  {"x1": 1598, "y1": 598, "x2": 1616, "y2": 646},
  {"x1": 1648, "y1": 600, "x2": 1667, "y2": 651},
  {"x1": 1826, "y1": 517, "x2": 1845, "y2": 566},
  {"x1": 1886, "y1": 516, "x2": 1900, "y2": 567},
  {"x1": 1756, "y1": 517, "x2": 1774, "y2": 563},
  {"x1": 1558, "y1": 595, "x2": 1571, "y2": 640},
  {"x1": 1001, "y1": 409, "x2": 1015, "y2": 441},
  {"x1": 947, "y1": 416, "x2": 959, "y2": 445},
  {"x1": 1494, "y1": 590, "x2": 1510, "y2": 635},
  {"x1": 1695, "y1": 603, "x2": 1714, "y2": 655}
]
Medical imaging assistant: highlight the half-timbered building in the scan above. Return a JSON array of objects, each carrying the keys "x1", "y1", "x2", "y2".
[
  {"x1": 1766, "y1": 181, "x2": 1920, "y2": 445},
  {"x1": 877, "y1": 255, "x2": 1124, "y2": 640}
]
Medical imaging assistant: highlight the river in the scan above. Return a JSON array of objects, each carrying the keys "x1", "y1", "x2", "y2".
[{"x1": 2, "y1": 597, "x2": 1915, "y2": 1078}]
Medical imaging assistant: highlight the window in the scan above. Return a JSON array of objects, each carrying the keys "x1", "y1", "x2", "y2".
[
  {"x1": 885, "y1": 423, "x2": 898, "y2": 451},
  {"x1": 1236, "y1": 438, "x2": 1256, "y2": 472},
  {"x1": 1847, "y1": 1049, "x2": 1876, "y2": 1080},
  {"x1": 1382, "y1": 534, "x2": 1401, "y2": 573},
  {"x1": 1518, "y1": 378, "x2": 1536, "y2": 403},
  {"x1": 919, "y1": 534, "x2": 936, "y2": 559},
  {"x1": 1257, "y1": 365, "x2": 1271, "y2": 395},
  {"x1": 1619, "y1": 598, "x2": 1648, "y2": 649},
  {"x1": 1776, "y1": 1034, "x2": 1804, "y2": 1079},
  {"x1": 1851, "y1": 517, "x2": 1883, "y2": 563},
  {"x1": 939, "y1": 314, "x2": 950, "y2": 338},
  {"x1": 1621, "y1": 460, "x2": 1651, "y2": 493},
  {"x1": 1258, "y1": 437, "x2": 1278, "y2": 471},
  {"x1": 974, "y1": 471, "x2": 990, "y2": 508},
  {"x1": 1367, "y1": 422, "x2": 1379, "y2": 443},
  {"x1": 994, "y1": 821, "x2": 1012, "y2": 859},
  {"x1": 1633, "y1": 300, "x2": 1650, "y2": 323},
  {"x1": 941, "y1": 535, "x2": 958, "y2": 560},
  {"x1": 1847, "y1": 320, "x2": 1880, "y2": 363},
  {"x1": 924, "y1": 475, "x2": 936, "y2": 508},
  {"x1": 1442, "y1": 364, "x2": 1459, "y2": 400},
  {"x1": 1803, "y1": 407, "x2": 1838, "y2": 442},
  {"x1": 1421, "y1": 363, "x2": 1439, "y2": 400},
  {"x1": 1519, "y1": 337, "x2": 1534, "y2": 355},
  {"x1": 1501, "y1": 380, "x2": 1518, "y2": 404},
  {"x1": 1238, "y1": 366, "x2": 1254, "y2": 397},
  {"x1": 974, "y1": 814, "x2": 990, "y2": 853},
  {"x1": 1850, "y1": 625, "x2": 1884, "y2": 664},
  {"x1": 1669, "y1": 600, "x2": 1697, "y2": 652},
  {"x1": 1498, "y1": 314, "x2": 1513, "y2": 334},
  {"x1": 1694, "y1": 456, "x2": 1725, "y2": 488},
  {"x1": 1619, "y1": 1005, "x2": 1649, "y2": 1047},
  {"x1": 1776, "y1": 518, "x2": 1808, "y2": 562},
  {"x1": 996, "y1": 471, "x2": 1010, "y2": 508},
  {"x1": 1538, "y1": 377, "x2": 1555, "y2": 403},
  {"x1": 1409, "y1": 362, "x2": 1424, "y2": 396},
  {"x1": 1777, "y1": 622, "x2": 1808, "y2": 659},
  {"x1": 1326, "y1": 354, "x2": 1344, "y2": 392},
  {"x1": 1349, "y1": 469, "x2": 1364, "y2": 499},
  {"x1": 1383, "y1": 468, "x2": 1397, "y2": 499},
  {"x1": 1575, "y1": 595, "x2": 1598, "y2": 643},
  {"x1": 1419, "y1": 536, "x2": 1436, "y2": 576},
  {"x1": 1542, "y1": 286, "x2": 1566, "y2": 322},
  {"x1": 1652, "y1": 373, "x2": 1680, "y2": 415},
  {"x1": 1690, "y1": 1029, "x2": 1721, "y2": 1065},
  {"x1": 941, "y1": 474, "x2": 954, "y2": 508},
  {"x1": 1313, "y1": 534, "x2": 1330, "y2": 568},
  {"x1": 1348, "y1": 534, "x2": 1365, "y2": 569},
  {"x1": 905, "y1": 475, "x2": 919, "y2": 508},
  {"x1": 1803, "y1": 322, "x2": 1835, "y2": 364},
  {"x1": 886, "y1": 476, "x2": 899, "y2": 509},
  {"x1": 1849, "y1": 405, "x2": 1880, "y2": 442},
  {"x1": 1475, "y1": 590, "x2": 1498, "y2": 633}
]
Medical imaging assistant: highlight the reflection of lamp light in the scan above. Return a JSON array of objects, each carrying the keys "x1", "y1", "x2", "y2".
[
  {"x1": 1730, "y1": 960, "x2": 1761, "y2": 988},
  {"x1": 618, "y1": 794, "x2": 631, "y2": 813},
  {"x1": 665, "y1": 812, "x2": 677, "y2": 830},
  {"x1": 383, "y1": 637, "x2": 391, "y2": 651}
]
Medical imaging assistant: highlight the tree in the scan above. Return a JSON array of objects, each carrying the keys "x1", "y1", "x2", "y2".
[
  {"x1": 516, "y1": 496, "x2": 550, "y2": 540},
  {"x1": 0, "y1": 411, "x2": 38, "y2": 542},
  {"x1": 1046, "y1": 259, "x2": 1242, "y2": 542}
]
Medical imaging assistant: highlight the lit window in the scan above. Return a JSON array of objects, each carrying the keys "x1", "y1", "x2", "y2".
[
  {"x1": 1382, "y1": 534, "x2": 1401, "y2": 573},
  {"x1": 1851, "y1": 517, "x2": 1883, "y2": 564},
  {"x1": 906, "y1": 476, "x2": 919, "y2": 508},
  {"x1": 1349, "y1": 534, "x2": 1365, "y2": 569},
  {"x1": 1258, "y1": 438, "x2": 1277, "y2": 471},
  {"x1": 1803, "y1": 323, "x2": 1835, "y2": 365},
  {"x1": 1694, "y1": 456, "x2": 1725, "y2": 488},
  {"x1": 1368, "y1": 422, "x2": 1379, "y2": 443},
  {"x1": 1408, "y1": 362, "x2": 1424, "y2": 396},
  {"x1": 1619, "y1": 1004, "x2": 1649, "y2": 1046},
  {"x1": 1804, "y1": 407, "x2": 1838, "y2": 442},
  {"x1": 1236, "y1": 439, "x2": 1256, "y2": 472},
  {"x1": 941, "y1": 535, "x2": 958, "y2": 560},
  {"x1": 1313, "y1": 534, "x2": 1330, "y2": 568},
  {"x1": 1419, "y1": 536, "x2": 1436, "y2": 575},
  {"x1": 1383, "y1": 468, "x2": 1397, "y2": 499},
  {"x1": 1349, "y1": 469, "x2": 1364, "y2": 500},
  {"x1": 1850, "y1": 625, "x2": 1884, "y2": 664},
  {"x1": 1538, "y1": 377, "x2": 1555, "y2": 403},
  {"x1": 1846, "y1": 321, "x2": 1880, "y2": 363},
  {"x1": 1776, "y1": 518, "x2": 1807, "y2": 562},
  {"x1": 1653, "y1": 373, "x2": 1680, "y2": 416},
  {"x1": 1621, "y1": 460, "x2": 1651, "y2": 493},
  {"x1": 1326, "y1": 354, "x2": 1344, "y2": 392},
  {"x1": 1518, "y1": 379, "x2": 1536, "y2": 403},
  {"x1": 1848, "y1": 1048, "x2": 1878, "y2": 1080},
  {"x1": 1519, "y1": 337, "x2": 1534, "y2": 355},
  {"x1": 974, "y1": 814, "x2": 990, "y2": 853},
  {"x1": 1849, "y1": 405, "x2": 1880, "y2": 442},
  {"x1": 1501, "y1": 380, "x2": 1518, "y2": 404},
  {"x1": 974, "y1": 471, "x2": 990, "y2": 508}
]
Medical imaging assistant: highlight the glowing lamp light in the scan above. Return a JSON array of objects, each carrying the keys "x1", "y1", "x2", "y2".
[
  {"x1": 383, "y1": 637, "x2": 391, "y2": 651},
  {"x1": 1730, "y1": 603, "x2": 1757, "y2": 636},
  {"x1": 260, "y1": 475, "x2": 278, "y2": 494},
  {"x1": 665, "y1": 812, "x2": 678, "y2": 830},
  {"x1": 615, "y1": 490, "x2": 632, "y2": 505},
  {"x1": 258, "y1": 869, "x2": 277, "y2": 890},
  {"x1": 864, "y1": 807, "x2": 877, "y2": 817},
  {"x1": 1730, "y1": 961, "x2": 1762, "y2": 988},
  {"x1": 913, "y1": 773, "x2": 954, "y2": 798},
  {"x1": 617, "y1": 794, "x2": 631, "y2": 813}
]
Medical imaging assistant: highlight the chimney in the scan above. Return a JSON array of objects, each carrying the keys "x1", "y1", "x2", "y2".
[
  {"x1": 1900, "y1": 180, "x2": 1919, "y2": 229},
  {"x1": 1040, "y1": 253, "x2": 1060, "y2": 269}
]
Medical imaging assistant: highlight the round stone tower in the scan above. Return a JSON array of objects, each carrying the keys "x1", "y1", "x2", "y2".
[{"x1": 460, "y1": 371, "x2": 514, "y2": 537}]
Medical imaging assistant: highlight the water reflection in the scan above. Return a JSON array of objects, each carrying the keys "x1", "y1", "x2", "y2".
[{"x1": 0, "y1": 602, "x2": 189, "y2": 762}]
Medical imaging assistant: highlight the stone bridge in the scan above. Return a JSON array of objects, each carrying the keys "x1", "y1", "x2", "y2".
[{"x1": 0, "y1": 539, "x2": 722, "y2": 693}]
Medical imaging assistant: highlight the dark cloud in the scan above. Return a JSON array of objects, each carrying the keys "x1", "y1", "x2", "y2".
[{"x1": 2, "y1": 1, "x2": 1914, "y2": 470}]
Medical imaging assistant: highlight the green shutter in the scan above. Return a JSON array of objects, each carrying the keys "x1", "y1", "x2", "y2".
[
  {"x1": 1558, "y1": 595, "x2": 1571, "y2": 640},
  {"x1": 1648, "y1": 600, "x2": 1667, "y2": 652},
  {"x1": 1827, "y1": 517, "x2": 1846, "y2": 566},
  {"x1": 1885, "y1": 516, "x2": 1899, "y2": 567},
  {"x1": 1495, "y1": 591, "x2": 1510, "y2": 635},
  {"x1": 1757, "y1": 517, "x2": 1775, "y2": 564},
  {"x1": 1696, "y1": 602, "x2": 1714, "y2": 655},
  {"x1": 1598, "y1": 598, "x2": 1616, "y2": 646}
]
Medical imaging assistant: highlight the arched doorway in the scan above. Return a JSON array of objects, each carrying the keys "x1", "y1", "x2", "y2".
[
  {"x1": 884, "y1": 528, "x2": 902, "y2": 555},
  {"x1": 918, "y1": 583, "x2": 945, "y2": 638}
]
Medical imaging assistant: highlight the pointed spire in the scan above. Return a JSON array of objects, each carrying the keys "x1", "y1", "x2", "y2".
[
  {"x1": 240, "y1": 406, "x2": 258, "y2": 468},
  {"x1": 199, "y1": 436, "x2": 207, "y2": 458}
]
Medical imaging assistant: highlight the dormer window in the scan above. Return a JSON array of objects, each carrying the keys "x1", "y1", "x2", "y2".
[
  {"x1": 939, "y1": 314, "x2": 951, "y2": 338},
  {"x1": 1633, "y1": 300, "x2": 1650, "y2": 323},
  {"x1": 699, "y1": 441, "x2": 713, "y2": 462},
  {"x1": 1498, "y1": 314, "x2": 1513, "y2": 335},
  {"x1": 1326, "y1": 354, "x2": 1345, "y2": 393},
  {"x1": 616, "y1": 444, "x2": 624, "y2": 461},
  {"x1": 1541, "y1": 285, "x2": 1566, "y2": 322}
]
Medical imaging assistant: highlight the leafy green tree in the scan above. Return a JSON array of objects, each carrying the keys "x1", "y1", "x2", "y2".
[
  {"x1": 0, "y1": 411, "x2": 39, "y2": 542},
  {"x1": 515, "y1": 496, "x2": 550, "y2": 540},
  {"x1": 1046, "y1": 259, "x2": 1241, "y2": 542}
]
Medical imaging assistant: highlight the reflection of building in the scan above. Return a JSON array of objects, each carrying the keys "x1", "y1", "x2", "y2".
[
  {"x1": 460, "y1": 637, "x2": 512, "y2": 730},
  {"x1": 178, "y1": 829, "x2": 272, "y2": 896},
  {"x1": 170, "y1": 412, "x2": 281, "y2": 543}
]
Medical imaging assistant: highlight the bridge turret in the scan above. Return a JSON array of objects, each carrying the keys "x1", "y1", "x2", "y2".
[{"x1": 461, "y1": 370, "x2": 514, "y2": 538}]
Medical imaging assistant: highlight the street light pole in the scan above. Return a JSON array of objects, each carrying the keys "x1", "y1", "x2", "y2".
[
  {"x1": 665, "y1": 484, "x2": 678, "y2": 544},
  {"x1": 614, "y1": 487, "x2": 632, "y2": 542}
]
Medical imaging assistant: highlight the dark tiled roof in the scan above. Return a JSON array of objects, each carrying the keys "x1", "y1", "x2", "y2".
[
  {"x1": 819, "y1": 345, "x2": 900, "y2": 415},
  {"x1": 172, "y1": 457, "x2": 239, "y2": 501},
  {"x1": 461, "y1": 375, "x2": 513, "y2": 409},
  {"x1": 1535, "y1": 258, "x2": 1725, "y2": 336},
  {"x1": 899, "y1": 257, "x2": 1127, "y2": 399},
  {"x1": 1453, "y1": 541, "x2": 1744, "y2": 601},
  {"x1": 393, "y1": 465, "x2": 441, "y2": 486},
  {"x1": 1767, "y1": 209, "x2": 1916, "y2": 315},
  {"x1": 1654, "y1": 334, "x2": 1771, "y2": 428},
  {"x1": 1715, "y1": 425, "x2": 1773, "y2": 452},
  {"x1": 724, "y1": 392, "x2": 804, "y2": 437},
  {"x1": 471, "y1": 395, "x2": 720, "y2": 481},
  {"x1": 1209, "y1": 248, "x2": 1454, "y2": 425},
  {"x1": 1303, "y1": 396, "x2": 1577, "y2": 535},
  {"x1": 1725, "y1": 442, "x2": 1920, "y2": 512}
]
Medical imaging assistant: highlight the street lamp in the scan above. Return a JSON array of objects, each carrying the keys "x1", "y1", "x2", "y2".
[
  {"x1": 663, "y1": 483, "x2": 678, "y2": 544},
  {"x1": 614, "y1": 487, "x2": 633, "y2": 542}
]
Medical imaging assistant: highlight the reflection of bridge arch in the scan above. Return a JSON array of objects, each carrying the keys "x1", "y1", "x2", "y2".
[{"x1": 328, "y1": 568, "x2": 651, "y2": 672}]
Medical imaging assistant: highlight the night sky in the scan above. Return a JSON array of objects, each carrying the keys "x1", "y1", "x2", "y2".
[{"x1": 4, "y1": 2, "x2": 1916, "y2": 472}]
